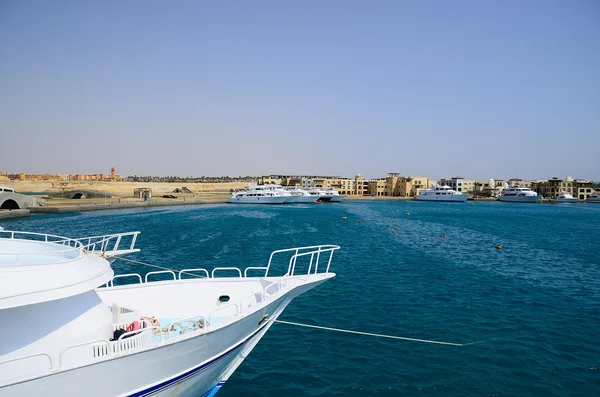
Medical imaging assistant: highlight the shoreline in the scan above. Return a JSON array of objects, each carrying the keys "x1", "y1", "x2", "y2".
[
  {"x1": 0, "y1": 209, "x2": 31, "y2": 219},
  {"x1": 30, "y1": 199, "x2": 228, "y2": 213}
]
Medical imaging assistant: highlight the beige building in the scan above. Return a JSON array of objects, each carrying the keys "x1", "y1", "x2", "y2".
[
  {"x1": 369, "y1": 178, "x2": 388, "y2": 197},
  {"x1": 532, "y1": 177, "x2": 595, "y2": 200},
  {"x1": 439, "y1": 177, "x2": 475, "y2": 193},
  {"x1": 573, "y1": 179, "x2": 594, "y2": 200}
]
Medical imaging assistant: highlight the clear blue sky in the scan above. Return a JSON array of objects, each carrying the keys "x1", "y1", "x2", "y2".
[{"x1": 1, "y1": 0, "x2": 598, "y2": 180}]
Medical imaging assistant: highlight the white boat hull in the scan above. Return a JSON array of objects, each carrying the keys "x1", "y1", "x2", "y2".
[
  {"x1": 227, "y1": 196, "x2": 287, "y2": 204},
  {"x1": 498, "y1": 195, "x2": 540, "y2": 203},
  {"x1": 415, "y1": 194, "x2": 469, "y2": 202},
  {"x1": 289, "y1": 195, "x2": 316, "y2": 203},
  {"x1": 1, "y1": 275, "x2": 332, "y2": 397},
  {"x1": 555, "y1": 198, "x2": 578, "y2": 203}
]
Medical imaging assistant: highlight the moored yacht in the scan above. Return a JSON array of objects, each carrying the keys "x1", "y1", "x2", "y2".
[
  {"x1": 555, "y1": 192, "x2": 578, "y2": 203},
  {"x1": 0, "y1": 230, "x2": 340, "y2": 396},
  {"x1": 322, "y1": 189, "x2": 345, "y2": 202},
  {"x1": 248, "y1": 185, "x2": 295, "y2": 203},
  {"x1": 306, "y1": 189, "x2": 331, "y2": 202},
  {"x1": 415, "y1": 185, "x2": 469, "y2": 202},
  {"x1": 498, "y1": 186, "x2": 540, "y2": 203},
  {"x1": 587, "y1": 192, "x2": 600, "y2": 203},
  {"x1": 283, "y1": 187, "x2": 316, "y2": 203},
  {"x1": 228, "y1": 190, "x2": 288, "y2": 204}
]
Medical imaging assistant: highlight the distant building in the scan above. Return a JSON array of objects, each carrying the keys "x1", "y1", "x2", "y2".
[
  {"x1": 439, "y1": 177, "x2": 474, "y2": 193},
  {"x1": 133, "y1": 188, "x2": 152, "y2": 199}
]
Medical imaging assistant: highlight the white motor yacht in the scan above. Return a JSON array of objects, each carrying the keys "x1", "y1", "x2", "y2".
[
  {"x1": 283, "y1": 188, "x2": 316, "y2": 203},
  {"x1": 0, "y1": 230, "x2": 340, "y2": 396},
  {"x1": 322, "y1": 189, "x2": 345, "y2": 202},
  {"x1": 555, "y1": 192, "x2": 578, "y2": 203},
  {"x1": 248, "y1": 185, "x2": 295, "y2": 203},
  {"x1": 498, "y1": 186, "x2": 540, "y2": 203},
  {"x1": 415, "y1": 185, "x2": 469, "y2": 202},
  {"x1": 587, "y1": 192, "x2": 600, "y2": 203},
  {"x1": 306, "y1": 189, "x2": 331, "y2": 202},
  {"x1": 228, "y1": 190, "x2": 288, "y2": 204}
]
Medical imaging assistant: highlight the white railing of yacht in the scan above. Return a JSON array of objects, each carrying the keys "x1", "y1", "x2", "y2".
[
  {"x1": 211, "y1": 267, "x2": 242, "y2": 278},
  {"x1": 244, "y1": 266, "x2": 268, "y2": 277},
  {"x1": 0, "y1": 230, "x2": 84, "y2": 265},
  {"x1": 104, "y1": 244, "x2": 339, "y2": 286},
  {"x1": 145, "y1": 270, "x2": 176, "y2": 283},
  {"x1": 107, "y1": 273, "x2": 143, "y2": 287},
  {"x1": 59, "y1": 340, "x2": 110, "y2": 369},
  {"x1": 240, "y1": 291, "x2": 264, "y2": 313},
  {"x1": 208, "y1": 303, "x2": 239, "y2": 327},
  {"x1": 78, "y1": 231, "x2": 140, "y2": 256},
  {"x1": 0, "y1": 352, "x2": 53, "y2": 371},
  {"x1": 265, "y1": 244, "x2": 340, "y2": 277},
  {"x1": 178, "y1": 268, "x2": 210, "y2": 279}
]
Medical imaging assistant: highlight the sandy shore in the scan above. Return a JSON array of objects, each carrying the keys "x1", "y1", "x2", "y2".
[{"x1": 1, "y1": 180, "x2": 250, "y2": 197}]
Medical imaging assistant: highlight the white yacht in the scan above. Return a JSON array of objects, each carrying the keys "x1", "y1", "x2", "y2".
[
  {"x1": 0, "y1": 230, "x2": 340, "y2": 396},
  {"x1": 415, "y1": 185, "x2": 469, "y2": 202},
  {"x1": 306, "y1": 189, "x2": 331, "y2": 202},
  {"x1": 587, "y1": 192, "x2": 600, "y2": 203},
  {"x1": 248, "y1": 185, "x2": 295, "y2": 203},
  {"x1": 498, "y1": 186, "x2": 540, "y2": 203},
  {"x1": 555, "y1": 192, "x2": 578, "y2": 203},
  {"x1": 228, "y1": 190, "x2": 288, "y2": 204},
  {"x1": 283, "y1": 188, "x2": 316, "y2": 203},
  {"x1": 322, "y1": 189, "x2": 345, "y2": 202}
]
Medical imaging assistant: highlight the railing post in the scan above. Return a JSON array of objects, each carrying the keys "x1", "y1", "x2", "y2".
[
  {"x1": 326, "y1": 250, "x2": 334, "y2": 273},
  {"x1": 114, "y1": 235, "x2": 122, "y2": 252},
  {"x1": 130, "y1": 233, "x2": 138, "y2": 251},
  {"x1": 315, "y1": 247, "x2": 321, "y2": 274}
]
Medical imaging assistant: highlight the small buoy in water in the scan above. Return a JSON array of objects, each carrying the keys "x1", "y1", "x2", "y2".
[
  {"x1": 495, "y1": 244, "x2": 503, "y2": 249},
  {"x1": 342, "y1": 216, "x2": 347, "y2": 220},
  {"x1": 441, "y1": 234, "x2": 447, "y2": 239},
  {"x1": 394, "y1": 226, "x2": 399, "y2": 230}
]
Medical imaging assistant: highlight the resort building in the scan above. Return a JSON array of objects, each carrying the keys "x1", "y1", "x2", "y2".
[
  {"x1": 439, "y1": 177, "x2": 475, "y2": 193},
  {"x1": 573, "y1": 179, "x2": 594, "y2": 200},
  {"x1": 531, "y1": 177, "x2": 595, "y2": 200},
  {"x1": 474, "y1": 179, "x2": 506, "y2": 196}
]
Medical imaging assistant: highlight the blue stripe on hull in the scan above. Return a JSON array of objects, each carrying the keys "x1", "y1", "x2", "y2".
[{"x1": 128, "y1": 323, "x2": 266, "y2": 397}]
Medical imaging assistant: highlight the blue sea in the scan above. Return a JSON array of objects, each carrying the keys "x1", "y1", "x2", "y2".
[{"x1": 3, "y1": 201, "x2": 600, "y2": 396}]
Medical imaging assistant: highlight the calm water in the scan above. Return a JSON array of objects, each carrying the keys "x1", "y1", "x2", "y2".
[{"x1": 3, "y1": 201, "x2": 600, "y2": 396}]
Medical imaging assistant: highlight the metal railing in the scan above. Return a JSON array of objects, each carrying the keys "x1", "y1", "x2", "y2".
[
  {"x1": 145, "y1": 270, "x2": 176, "y2": 283},
  {"x1": 0, "y1": 230, "x2": 84, "y2": 265},
  {"x1": 208, "y1": 303, "x2": 239, "y2": 327},
  {"x1": 77, "y1": 231, "x2": 140, "y2": 258},
  {"x1": 178, "y1": 268, "x2": 209, "y2": 279},
  {"x1": 104, "y1": 244, "x2": 340, "y2": 287},
  {"x1": 265, "y1": 244, "x2": 340, "y2": 277},
  {"x1": 0, "y1": 230, "x2": 141, "y2": 266}
]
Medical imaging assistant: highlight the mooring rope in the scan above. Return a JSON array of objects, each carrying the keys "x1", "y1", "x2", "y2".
[
  {"x1": 273, "y1": 320, "x2": 473, "y2": 346},
  {"x1": 111, "y1": 256, "x2": 482, "y2": 347}
]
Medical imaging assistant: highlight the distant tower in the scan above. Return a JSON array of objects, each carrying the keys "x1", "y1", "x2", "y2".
[{"x1": 111, "y1": 167, "x2": 116, "y2": 178}]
